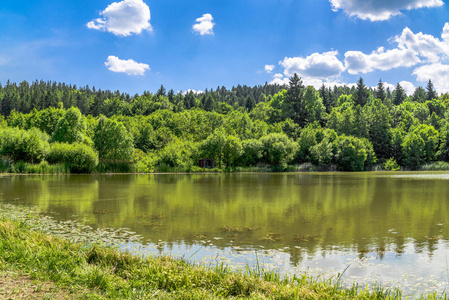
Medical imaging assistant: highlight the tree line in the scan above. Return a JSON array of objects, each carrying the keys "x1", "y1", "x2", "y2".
[{"x1": 0, "y1": 76, "x2": 448, "y2": 173}]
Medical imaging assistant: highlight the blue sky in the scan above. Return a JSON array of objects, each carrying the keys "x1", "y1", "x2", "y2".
[{"x1": 1, "y1": 0, "x2": 449, "y2": 95}]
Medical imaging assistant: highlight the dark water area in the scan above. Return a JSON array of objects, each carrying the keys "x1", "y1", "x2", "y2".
[{"x1": 1, "y1": 172, "x2": 449, "y2": 296}]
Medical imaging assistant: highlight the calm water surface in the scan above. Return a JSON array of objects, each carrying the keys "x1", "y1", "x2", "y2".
[{"x1": 1, "y1": 172, "x2": 449, "y2": 296}]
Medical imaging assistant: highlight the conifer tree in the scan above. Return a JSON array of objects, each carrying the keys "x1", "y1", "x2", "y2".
[
  {"x1": 286, "y1": 73, "x2": 304, "y2": 124},
  {"x1": 426, "y1": 79, "x2": 437, "y2": 100},
  {"x1": 393, "y1": 83, "x2": 406, "y2": 105},
  {"x1": 375, "y1": 79, "x2": 386, "y2": 102},
  {"x1": 353, "y1": 77, "x2": 369, "y2": 107}
]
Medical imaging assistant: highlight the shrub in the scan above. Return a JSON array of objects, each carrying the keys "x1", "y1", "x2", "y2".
[
  {"x1": 260, "y1": 133, "x2": 297, "y2": 168},
  {"x1": 51, "y1": 107, "x2": 87, "y2": 144},
  {"x1": 93, "y1": 117, "x2": 134, "y2": 162},
  {"x1": 0, "y1": 127, "x2": 49, "y2": 163},
  {"x1": 47, "y1": 142, "x2": 98, "y2": 173},
  {"x1": 336, "y1": 135, "x2": 376, "y2": 171},
  {"x1": 384, "y1": 158, "x2": 400, "y2": 171}
]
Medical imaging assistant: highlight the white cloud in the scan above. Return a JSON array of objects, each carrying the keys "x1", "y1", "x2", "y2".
[
  {"x1": 269, "y1": 73, "x2": 348, "y2": 90},
  {"x1": 279, "y1": 51, "x2": 345, "y2": 78},
  {"x1": 412, "y1": 63, "x2": 449, "y2": 93},
  {"x1": 105, "y1": 56, "x2": 150, "y2": 75},
  {"x1": 87, "y1": 0, "x2": 152, "y2": 37},
  {"x1": 345, "y1": 47, "x2": 420, "y2": 74},
  {"x1": 264, "y1": 64, "x2": 275, "y2": 73},
  {"x1": 383, "y1": 82, "x2": 396, "y2": 92},
  {"x1": 269, "y1": 73, "x2": 289, "y2": 85},
  {"x1": 394, "y1": 26, "x2": 449, "y2": 63},
  {"x1": 182, "y1": 89, "x2": 204, "y2": 95},
  {"x1": 330, "y1": 0, "x2": 444, "y2": 21},
  {"x1": 193, "y1": 14, "x2": 215, "y2": 35},
  {"x1": 344, "y1": 24, "x2": 449, "y2": 74},
  {"x1": 399, "y1": 81, "x2": 416, "y2": 95}
]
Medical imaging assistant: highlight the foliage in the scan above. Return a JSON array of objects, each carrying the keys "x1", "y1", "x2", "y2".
[
  {"x1": 402, "y1": 132, "x2": 426, "y2": 170},
  {"x1": 155, "y1": 139, "x2": 196, "y2": 169},
  {"x1": 260, "y1": 133, "x2": 297, "y2": 168},
  {"x1": 47, "y1": 142, "x2": 98, "y2": 173},
  {"x1": 93, "y1": 116, "x2": 134, "y2": 162},
  {"x1": 0, "y1": 127, "x2": 49, "y2": 163},
  {"x1": 51, "y1": 107, "x2": 87, "y2": 144},
  {"x1": 0, "y1": 76, "x2": 448, "y2": 172},
  {"x1": 383, "y1": 158, "x2": 400, "y2": 171},
  {"x1": 336, "y1": 135, "x2": 375, "y2": 171}
]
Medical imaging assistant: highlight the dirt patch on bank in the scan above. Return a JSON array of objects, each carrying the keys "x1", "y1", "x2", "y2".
[{"x1": 0, "y1": 276, "x2": 74, "y2": 299}]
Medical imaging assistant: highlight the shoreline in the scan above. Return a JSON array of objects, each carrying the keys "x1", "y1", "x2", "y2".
[{"x1": 0, "y1": 204, "x2": 445, "y2": 299}]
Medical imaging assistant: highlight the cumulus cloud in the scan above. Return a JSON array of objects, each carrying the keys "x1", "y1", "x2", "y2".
[
  {"x1": 193, "y1": 14, "x2": 215, "y2": 35},
  {"x1": 345, "y1": 47, "x2": 420, "y2": 74},
  {"x1": 279, "y1": 51, "x2": 345, "y2": 78},
  {"x1": 87, "y1": 0, "x2": 152, "y2": 37},
  {"x1": 399, "y1": 81, "x2": 416, "y2": 95},
  {"x1": 264, "y1": 64, "x2": 275, "y2": 73},
  {"x1": 269, "y1": 73, "x2": 289, "y2": 85},
  {"x1": 412, "y1": 63, "x2": 449, "y2": 93},
  {"x1": 268, "y1": 73, "x2": 348, "y2": 90},
  {"x1": 105, "y1": 56, "x2": 150, "y2": 75},
  {"x1": 268, "y1": 51, "x2": 347, "y2": 88},
  {"x1": 394, "y1": 26, "x2": 449, "y2": 63},
  {"x1": 330, "y1": 0, "x2": 444, "y2": 21},
  {"x1": 344, "y1": 23, "x2": 449, "y2": 74}
]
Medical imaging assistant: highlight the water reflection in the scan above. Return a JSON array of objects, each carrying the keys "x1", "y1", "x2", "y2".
[{"x1": 1, "y1": 172, "x2": 449, "y2": 296}]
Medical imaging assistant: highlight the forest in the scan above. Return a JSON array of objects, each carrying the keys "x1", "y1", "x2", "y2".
[{"x1": 0, "y1": 75, "x2": 448, "y2": 173}]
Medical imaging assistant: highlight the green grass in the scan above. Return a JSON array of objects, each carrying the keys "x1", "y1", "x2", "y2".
[
  {"x1": 2, "y1": 207, "x2": 446, "y2": 299},
  {"x1": 0, "y1": 157, "x2": 69, "y2": 174},
  {"x1": 420, "y1": 161, "x2": 449, "y2": 171}
]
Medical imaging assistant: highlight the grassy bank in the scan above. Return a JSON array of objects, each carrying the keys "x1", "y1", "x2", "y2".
[
  {"x1": 0, "y1": 206, "x2": 446, "y2": 299},
  {"x1": 4, "y1": 156, "x2": 449, "y2": 175},
  {"x1": 0, "y1": 219, "x2": 397, "y2": 299}
]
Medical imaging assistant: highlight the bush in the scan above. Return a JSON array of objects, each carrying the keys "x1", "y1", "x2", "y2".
[
  {"x1": 47, "y1": 142, "x2": 98, "y2": 173},
  {"x1": 156, "y1": 139, "x2": 196, "y2": 169},
  {"x1": 260, "y1": 133, "x2": 297, "y2": 168},
  {"x1": 93, "y1": 116, "x2": 134, "y2": 162},
  {"x1": 0, "y1": 127, "x2": 49, "y2": 163},
  {"x1": 336, "y1": 135, "x2": 376, "y2": 171},
  {"x1": 239, "y1": 139, "x2": 263, "y2": 166},
  {"x1": 51, "y1": 107, "x2": 87, "y2": 144},
  {"x1": 384, "y1": 158, "x2": 400, "y2": 171}
]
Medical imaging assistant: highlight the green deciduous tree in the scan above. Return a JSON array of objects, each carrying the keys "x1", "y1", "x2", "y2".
[
  {"x1": 402, "y1": 132, "x2": 425, "y2": 170},
  {"x1": 365, "y1": 98, "x2": 392, "y2": 161},
  {"x1": 51, "y1": 107, "x2": 87, "y2": 144},
  {"x1": 93, "y1": 116, "x2": 134, "y2": 162},
  {"x1": 260, "y1": 133, "x2": 297, "y2": 168},
  {"x1": 336, "y1": 135, "x2": 376, "y2": 171},
  {"x1": 303, "y1": 86, "x2": 325, "y2": 124}
]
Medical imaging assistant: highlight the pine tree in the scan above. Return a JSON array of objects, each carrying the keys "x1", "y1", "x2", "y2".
[
  {"x1": 286, "y1": 73, "x2": 304, "y2": 124},
  {"x1": 393, "y1": 83, "x2": 406, "y2": 105},
  {"x1": 156, "y1": 85, "x2": 166, "y2": 97},
  {"x1": 426, "y1": 79, "x2": 437, "y2": 100},
  {"x1": 353, "y1": 77, "x2": 369, "y2": 107},
  {"x1": 375, "y1": 79, "x2": 386, "y2": 102},
  {"x1": 245, "y1": 95, "x2": 256, "y2": 112},
  {"x1": 413, "y1": 86, "x2": 426, "y2": 103}
]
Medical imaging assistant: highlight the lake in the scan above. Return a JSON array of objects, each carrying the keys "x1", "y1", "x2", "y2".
[{"x1": 1, "y1": 172, "x2": 449, "y2": 296}]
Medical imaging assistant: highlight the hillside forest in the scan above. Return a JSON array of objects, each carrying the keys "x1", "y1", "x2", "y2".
[{"x1": 0, "y1": 75, "x2": 448, "y2": 173}]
